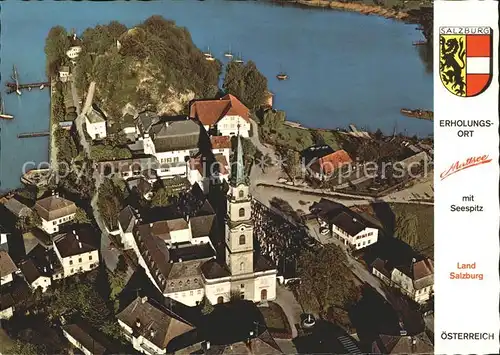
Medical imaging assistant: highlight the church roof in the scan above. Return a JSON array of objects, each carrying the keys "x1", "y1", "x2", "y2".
[{"x1": 230, "y1": 134, "x2": 247, "y2": 186}]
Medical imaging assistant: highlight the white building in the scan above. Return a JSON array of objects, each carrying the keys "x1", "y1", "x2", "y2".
[
  {"x1": 201, "y1": 135, "x2": 277, "y2": 305},
  {"x1": 34, "y1": 194, "x2": 77, "y2": 235},
  {"x1": 66, "y1": 46, "x2": 82, "y2": 60},
  {"x1": 137, "y1": 113, "x2": 201, "y2": 179},
  {"x1": 390, "y1": 258, "x2": 434, "y2": 304},
  {"x1": 330, "y1": 211, "x2": 379, "y2": 250},
  {"x1": 84, "y1": 106, "x2": 107, "y2": 140},
  {"x1": 62, "y1": 318, "x2": 125, "y2": 355},
  {"x1": 0, "y1": 225, "x2": 9, "y2": 252},
  {"x1": 53, "y1": 228, "x2": 99, "y2": 278},
  {"x1": 59, "y1": 66, "x2": 71, "y2": 83},
  {"x1": 0, "y1": 251, "x2": 17, "y2": 319},
  {"x1": 19, "y1": 259, "x2": 52, "y2": 293},
  {"x1": 117, "y1": 296, "x2": 195, "y2": 355},
  {"x1": 122, "y1": 137, "x2": 277, "y2": 308},
  {"x1": 190, "y1": 94, "x2": 251, "y2": 137}
]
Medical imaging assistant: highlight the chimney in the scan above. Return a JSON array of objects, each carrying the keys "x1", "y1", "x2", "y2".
[
  {"x1": 52, "y1": 190, "x2": 55, "y2": 196},
  {"x1": 135, "y1": 319, "x2": 141, "y2": 328},
  {"x1": 178, "y1": 258, "x2": 182, "y2": 263},
  {"x1": 412, "y1": 258, "x2": 416, "y2": 263},
  {"x1": 141, "y1": 296, "x2": 148, "y2": 303},
  {"x1": 150, "y1": 329, "x2": 156, "y2": 338},
  {"x1": 49, "y1": 263, "x2": 53, "y2": 269},
  {"x1": 43, "y1": 267, "x2": 47, "y2": 273},
  {"x1": 150, "y1": 223, "x2": 153, "y2": 227}
]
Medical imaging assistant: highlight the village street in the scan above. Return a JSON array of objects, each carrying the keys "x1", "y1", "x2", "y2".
[{"x1": 246, "y1": 129, "x2": 435, "y2": 306}]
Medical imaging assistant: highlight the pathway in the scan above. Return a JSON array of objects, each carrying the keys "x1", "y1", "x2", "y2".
[
  {"x1": 70, "y1": 79, "x2": 118, "y2": 270},
  {"x1": 274, "y1": 285, "x2": 303, "y2": 339}
]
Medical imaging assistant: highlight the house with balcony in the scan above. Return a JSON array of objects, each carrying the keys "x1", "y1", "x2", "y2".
[
  {"x1": 189, "y1": 94, "x2": 251, "y2": 137},
  {"x1": 53, "y1": 227, "x2": 100, "y2": 278},
  {"x1": 34, "y1": 194, "x2": 77, "y2": 235},
  {"x1": 85, "y1": 106, "x2": 107, "y2": 140},
  {"x1": 117, "y1": 296, "x2": 195, "y2": 355}
]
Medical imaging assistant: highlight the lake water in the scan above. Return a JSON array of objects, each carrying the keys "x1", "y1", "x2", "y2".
[{"x1": 0, "y1": 0, "x2": 432, "y2": 192}]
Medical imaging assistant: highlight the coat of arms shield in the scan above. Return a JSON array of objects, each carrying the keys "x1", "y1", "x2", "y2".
[{"x1": 439, "y1": 26, "x2": 493, "y2": 97}]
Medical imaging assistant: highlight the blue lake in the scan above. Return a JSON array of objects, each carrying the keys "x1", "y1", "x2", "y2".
[{"x1": 0, "y1": 0, "x2": 432, "y2": 192}]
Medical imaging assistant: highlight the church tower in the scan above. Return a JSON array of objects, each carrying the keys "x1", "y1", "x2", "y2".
[{"x1": 225, "y1": 134, "x2": 254, "y2": 276}]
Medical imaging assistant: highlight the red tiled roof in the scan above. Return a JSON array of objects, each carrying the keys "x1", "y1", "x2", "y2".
[
  {"x1": 311, "y1": 149, "x2": 353, "y2": 174},
  {"x1": 413, "y1": 258, "x2": 434, "y2": 280},
  {"x1": 189, "y1": 157, "x2": 203, "y2": 174},
  {"x1": 221, "y1": 94, "x2": 250, "y2": 119},
  {"x1": 211, "y1": 136, "x2": 232, "y2": 150},
  {"x1": 215, "y1": 154, "x2": 229, "y2": 175},
  {"x1": 190, "y1": 95, "x2": 249, "y2": 126}
]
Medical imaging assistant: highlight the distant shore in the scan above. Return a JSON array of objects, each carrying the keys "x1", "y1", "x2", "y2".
[{"x1": 269, "y1": 0, "x2": 409, "y2": 20}]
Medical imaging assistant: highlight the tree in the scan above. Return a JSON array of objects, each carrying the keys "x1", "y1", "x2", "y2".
[
  {"x1": 223, "y1": 61, "x2": 268, "y2": 109},
  {"x1": 395, "y1": 211, "x2": 419, "y2": 247},
  {"x1": 74, "y1": 207, "x2": 91, "y2": 224},
  {"x1": 15, "y1": 212, "x2": 41, "y2": 233},
  {"x1": 200, "y1": 295, "x2": 214, "y2": 315},
  {"x1": 151, "y1": 187, "x2": 177, "y2": 207},
  {"x1": 297, "y1": 244, "x2": 360, "y2": 317},
  {"x1": 115, "y1": 255, "x2": 128, "y2": 273},
  {"x1": 45, "y1": 26, "x2": 71, "y2": 77},
  {"x1": 108, "y1": 269, "x2": 127, "y2": 311},
  {"x1": 7, "y1": 340, "x2": 44, "y2": 355},
  {"x1": 374, "y1": 128, "x2": 384, "y2": 140},
  {"x1": 283, "y1": 150, "x2": 301, "y2": 184},
  {"x1": 97, "y1": 179, "x2": 125, "y2": 230}
]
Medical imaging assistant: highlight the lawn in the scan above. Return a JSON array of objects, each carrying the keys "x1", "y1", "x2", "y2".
[
  {"x1": 259, "y1": 301, "x2": 292, "y2": 338},
  {"x1": 390, "y1": 203, "x2": 434, "y2": 258}
]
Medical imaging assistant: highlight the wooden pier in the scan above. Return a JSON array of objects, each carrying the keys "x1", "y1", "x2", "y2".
[
  {"x1": 5, "y1": 81, "x2": 51, "y2": 94},
  {"x1": 18, "y1": 131, "x2": 50, "y2": 138}
]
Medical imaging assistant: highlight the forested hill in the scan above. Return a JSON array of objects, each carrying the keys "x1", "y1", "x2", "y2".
[{"x1": 45, "y1": 16, "x2": 222, "y2": 119}]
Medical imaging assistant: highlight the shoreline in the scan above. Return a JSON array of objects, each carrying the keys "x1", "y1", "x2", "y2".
[{"x1": 269, "y1": 0, "x2": 410, "y2": 21}]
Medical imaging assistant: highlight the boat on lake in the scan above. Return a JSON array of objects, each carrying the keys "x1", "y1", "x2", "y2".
[
  {"x1": 400, "y1": 108, "x2": 433, "y2": 120},
  {"x1": 276, "y1": 72, "x2": 288, "y2": 80},
  {"x1": 224, "y1": 45, "x2": 233, "y2": 58},
  {"x1": 203, "y1": 46, "x2": 213, "y2": 57},
  {"x1": 412, "y1": 40, "x2": 427, "y2": 46},
  {"x1": 0, "y1": 93, "x2": 14, "y2": 120},
  {"x1": 11, "y1": 65, "x2": 21, "y2": 96},
  {"x1": 233, "y1": 53, "x2": 243, "y2": 63}
]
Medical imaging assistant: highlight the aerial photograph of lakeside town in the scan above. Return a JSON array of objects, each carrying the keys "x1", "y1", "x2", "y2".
[{"x1": 0, "y1": 0, "x2": 435, "y2": 354}]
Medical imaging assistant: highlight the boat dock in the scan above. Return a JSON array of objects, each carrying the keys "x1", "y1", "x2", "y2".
[
  {"x1": 18, "y1": 131, "x2": 50, "y2": 138},
  {"x1": 6, "y1": 81, "x2": 51, "y2": 94},
  {"x1": 21, "y1": 169, "x2": 52, "y2": 187}
]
